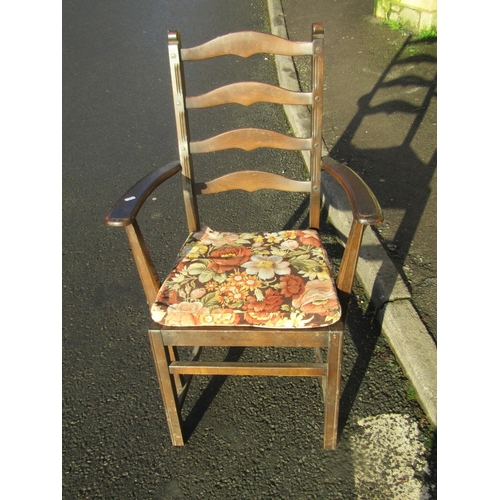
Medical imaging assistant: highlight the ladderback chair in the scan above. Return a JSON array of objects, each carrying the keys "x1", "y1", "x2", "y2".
[{"x1": 105, "y1": 23, "x2": 383, "y2": 449}]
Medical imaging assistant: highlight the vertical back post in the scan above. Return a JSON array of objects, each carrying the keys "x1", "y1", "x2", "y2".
[
  {"x1": 167, "y1": 30, "x2": 200, "y2": 232},
  {"x1": 309, "y1": 22, "x2": 325, "y2": 229}
]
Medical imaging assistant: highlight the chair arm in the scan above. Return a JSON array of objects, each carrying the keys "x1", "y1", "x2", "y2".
[
  {"x1": 105, "y1": 161, "x2": 182, "y2": 227},
  {"x1": 321, "y1": 157, "x2": 383, "y2": 225}
]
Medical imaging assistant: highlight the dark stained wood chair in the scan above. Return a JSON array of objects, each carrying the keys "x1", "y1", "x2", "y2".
[{"x1": 105, "y1": 23, "x2": 383, "y2": 449}]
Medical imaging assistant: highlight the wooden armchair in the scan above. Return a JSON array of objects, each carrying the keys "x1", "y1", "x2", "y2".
[{"x1": 105, "y1": 23, "x2": 383, "y2": 449}]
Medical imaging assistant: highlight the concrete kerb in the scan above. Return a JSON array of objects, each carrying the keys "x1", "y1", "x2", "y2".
[{"x1": 267, "y1": 0, "x2": 436, "y2": 427}]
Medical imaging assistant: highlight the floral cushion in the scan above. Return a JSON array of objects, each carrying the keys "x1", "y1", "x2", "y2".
[{"x1": 151, "y1": 227, "x2": 341, "y2": 328}]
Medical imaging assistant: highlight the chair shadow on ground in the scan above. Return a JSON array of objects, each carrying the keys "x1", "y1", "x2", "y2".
[
  {"x1": 330, "y1": 35, "x2": 437, "y2": 341},
  {"x1": 330, "y1": 41, "x2": 438, "y2": 489},
  {"x1": 182, "y1": 346, "x2": 246, "y2": 441}
]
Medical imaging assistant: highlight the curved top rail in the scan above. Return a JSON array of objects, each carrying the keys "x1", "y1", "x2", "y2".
[{"x1": 180, "y1": 31, "x2": 313, "y2": 60}]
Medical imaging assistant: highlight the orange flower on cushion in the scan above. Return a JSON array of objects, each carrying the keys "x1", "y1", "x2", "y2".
[
  {"x1": 244, "y1": 311, "x2": 283, "y2": 326},
  {"x1": 175, "y1": 261, "x2": 186, "y2": 272},
  {"x1": 279, "y1": 275, "x2": 306, "y2": 298},
  {"x1": 292, "y1": 279, "x2": 339, "y2": 316},
  {"x1": 207, "y1": 245, "x2": 252, "y2": 273},
  {"x1": 220, "y1": 285, "x2": 248, "y2": 304},
  {"x1": 242, "y1": 275, "x2": 262, "y2": 291},
  {"x1": 243, "y1": 289, "x2": 283, "y2": 313},
  {"x1": 227, "y1": 288, "x2": 248, "y2": 303},
  {"x1": 162, "y1": 301, "x2": 210, "y2": 326},
  {"x1": 205, "y1": 281, "x2": 218, "y2": 292},
  {"x1": 227, "y1": 270, "x2": 247, "y2": 285},
  {"x1": 158, "y1": 288, "x2": 179, "y2": 305},
  {"x1": 298, "y1": 229, "x2": 322, "y2": 247}
]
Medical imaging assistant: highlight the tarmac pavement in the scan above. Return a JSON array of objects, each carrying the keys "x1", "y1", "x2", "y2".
[{"x1": 268, "y1": 0, "x2": 437, "y2": 427}]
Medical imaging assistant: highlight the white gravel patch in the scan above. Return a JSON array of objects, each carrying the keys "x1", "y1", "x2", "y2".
[{"x1": 349, "y1": 413, "x2": 431, "y2": 499}]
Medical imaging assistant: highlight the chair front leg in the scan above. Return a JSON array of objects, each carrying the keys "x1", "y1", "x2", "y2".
[
  {"x1": 149, "y1": 330, "x2": 184, "y2": 446},
  {"x1": 323, "y1": 330, "x2": 344, "y2": 450}
]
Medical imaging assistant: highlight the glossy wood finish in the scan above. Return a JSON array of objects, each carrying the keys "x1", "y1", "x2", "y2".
[
  {"x1": 322, "y1": 156, "x2": 384, "y2": 300},
  {"x1": 167, "y1": 23, "x2": 325, "y2": 232},
  {"x1": 105, "y1": 23, "x2": 384, "y2": 450}
]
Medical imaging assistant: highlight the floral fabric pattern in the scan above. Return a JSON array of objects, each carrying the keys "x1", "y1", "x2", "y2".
[{"x1": 151, "y1": 227, "x2": 341, "y2": 328}]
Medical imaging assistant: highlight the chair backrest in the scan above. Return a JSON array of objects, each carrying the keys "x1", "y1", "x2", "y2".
[{"x1": 167, "y1": 23, "x2": 324, "y2": 232}]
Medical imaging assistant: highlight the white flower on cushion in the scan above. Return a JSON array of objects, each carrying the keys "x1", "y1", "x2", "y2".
[
  {"x1": 280, "y1": 239, "x2": 299, "y2": 250},
  {"x1": 265, "y1": 232, "x2": 283, "y2": 244},
  {"x1": 151, "y1": 306, "x2": 167, "y2": 323},
  {"x1": 241, "y1": 255, "x2": 291, "y2": 280}
]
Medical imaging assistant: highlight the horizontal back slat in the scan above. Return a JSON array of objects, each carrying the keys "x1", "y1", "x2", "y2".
[
  {"x1": 186, "y1": 82, "x2": 312, "y2": 108},
  {"x1": 181, "y1": 31, "x2": 313, "y2": 60},
  {"x1": 190, "y1": 128, "x2": 312, "y2": 153},
  {"x1": 193, "y1": 171, "x2": 311, "y2": 195}
]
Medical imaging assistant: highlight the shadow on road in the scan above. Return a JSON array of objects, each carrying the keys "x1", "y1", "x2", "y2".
[{"x1": 329, "y1": 36, "x2": 437, "y2": 341}]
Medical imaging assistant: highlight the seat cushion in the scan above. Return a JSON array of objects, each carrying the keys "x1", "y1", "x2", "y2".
[{"x1": 151, "y1": 227, "x2": 341, "y2": 328}]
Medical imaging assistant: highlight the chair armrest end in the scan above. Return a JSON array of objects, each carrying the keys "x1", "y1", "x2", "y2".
[
  {"x1": 105, "y1": 161, "x2": 182, "y2": 227},
  {"x1": 322, "y1": 157, "x2": 383, "y2": 225}
]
